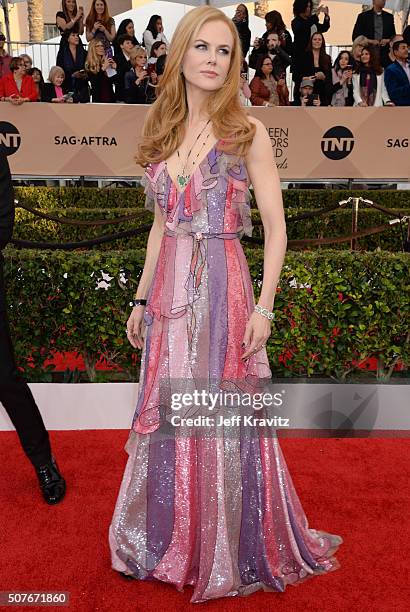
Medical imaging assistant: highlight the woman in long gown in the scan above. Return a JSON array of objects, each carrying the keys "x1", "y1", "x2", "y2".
[{"x1": 109, "y1": 6, "x2": 342, "y2": 604}]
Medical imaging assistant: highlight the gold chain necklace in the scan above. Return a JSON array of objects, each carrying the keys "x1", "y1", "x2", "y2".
[{"x1": 176, "y1": 119, "x2": 211, "y2": 190}]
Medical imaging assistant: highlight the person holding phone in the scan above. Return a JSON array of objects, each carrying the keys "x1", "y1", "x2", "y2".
[
  {"x1": 124, "y1": 46, "x2": 157, "y2": 104},
  {"x1": 56, "y1": 30, "x2": 89, "y2": 103},
  {"x1": 85, "y1": 0, "x2": 116, "y2": 54},
  {"x1": 0, "y1": 57, "x2": 38, "y2": 103},
  {"x1": 232, "y1": 4, "x2": 251, "y2": 58},
  {"x1": 331, "y1": 50, "x2": 354, "y2": 106},
  {"x1": 299, "y1": 31, "x2": 332, "y2": 106},
  {"x1": 41, "y1": 66, "x2": 73, "y2": 103},
  {"x1": 85, "y1": 38, "x2": 117, "y2": 103},
  {"x1": 299, "y1": 78, "x2": 321, "y2": 106}
]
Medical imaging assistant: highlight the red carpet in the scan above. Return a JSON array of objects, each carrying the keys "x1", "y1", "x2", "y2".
[{"x1": 0, "y1": 432, "x2": 409, "y2": 612}]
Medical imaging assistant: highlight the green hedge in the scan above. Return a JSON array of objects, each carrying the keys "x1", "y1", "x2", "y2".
[
  {"x1": 14, "y1": 186, "x2": 410, "y2": 211},
  {"x1": 4, "y1": 249, "x2": 409, "y2": 382},
  {"x1": 13, "y1": 206, "x2": 408, "y2": 252}
]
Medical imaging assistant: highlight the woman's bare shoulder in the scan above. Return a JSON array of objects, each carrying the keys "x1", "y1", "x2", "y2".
[
  {"x1": 247, "y1": 115, "x2": 265, "y2": 131},
  {"x1": 246, "y1": 115, "x2": 271, "y2": 155}
]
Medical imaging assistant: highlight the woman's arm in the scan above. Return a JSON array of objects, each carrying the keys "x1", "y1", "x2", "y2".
[
  {"x1": 245, "y1": 117, "x2": 287, "y2": 311},
  {"x1": 56, "y1": 14, "x2": 76, "y2": 32},
  {"x1": 380, "y1": 74, "x2": 392, "y2": 105},
  {"x1": 104, "y1": 20, "x2": 116, "y2": 43},
  {"x1": 249, "y1": 78, "x2": 269, "y2": 106},
  {"x1": 134, "y1": 203, "x2": 165, "y2": 300},
  {"x1": 126, "y1": 197, "x2": 165, "y2": 349},
  {"x1": 85, "y1": 24, "x2": 96, "y2": 42}
]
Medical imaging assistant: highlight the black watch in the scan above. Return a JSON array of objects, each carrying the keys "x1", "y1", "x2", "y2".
[{"x1": 131, "y1": 298, "x2": 147, "y2": 307}]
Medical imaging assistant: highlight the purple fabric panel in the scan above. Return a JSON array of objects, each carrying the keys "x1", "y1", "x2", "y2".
[
  {"x1": 238, "y1": 430, "x2": 285, "y2": 591},
  {"x1": 146, "y1": 434, "x2": 176, "y2": 569}
]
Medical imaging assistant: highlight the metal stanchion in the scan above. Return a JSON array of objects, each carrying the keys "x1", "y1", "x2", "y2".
[{"x1": 351, "y1": 197, "x2": 360, "y2": 250}]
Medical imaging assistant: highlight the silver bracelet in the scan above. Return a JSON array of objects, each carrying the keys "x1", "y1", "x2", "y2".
[{"x1": 255, "y1": 304, "x2": 275, "y2": 320}]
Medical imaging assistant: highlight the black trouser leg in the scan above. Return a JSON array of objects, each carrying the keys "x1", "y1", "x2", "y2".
[
  {"x1": 0, "y1": 311, "x2": 52, "y2": 468},
  {"x1": 292, "y1": 75, "x2": 302, "y2": 105}
]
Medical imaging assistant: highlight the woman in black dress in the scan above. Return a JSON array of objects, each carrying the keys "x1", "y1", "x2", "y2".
[
  {"x1": 56, "y1": 0, "x2": 84, "y2": 45},
  {"x1": 85, "y1": 38, "x2": 117, "y2": 103},
  {"x1": 299, "y1": 31, "x2": 332, "y2": 106},
  {"x1": 232, "y1": 4, "x2": 251, "y2": 58},
  {"x1": 56, "y1": 30, "x2": 89, "y2": 103}
]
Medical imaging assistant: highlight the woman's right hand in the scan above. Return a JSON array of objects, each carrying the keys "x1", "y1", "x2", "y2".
[
  {"x1": 136, "y1": 70, "x2": 148, "y2": 84},
  {"x1": 126, "y1": 306, "x2": 147, "y2": 350}
]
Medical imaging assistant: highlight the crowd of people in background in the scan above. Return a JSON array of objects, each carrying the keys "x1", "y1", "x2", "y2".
[{"x1": 0, "y1": 0, "x2": 409, "y2": 107}]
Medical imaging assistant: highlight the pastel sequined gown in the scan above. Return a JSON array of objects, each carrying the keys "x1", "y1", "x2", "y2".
[{"x1": 109, "y1": 141, "x2": 342, "y2": 603}]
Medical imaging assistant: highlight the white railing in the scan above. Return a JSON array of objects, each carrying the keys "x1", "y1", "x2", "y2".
[{"x1": 5, "y1": 40, "x2": 352, "y2": 78}]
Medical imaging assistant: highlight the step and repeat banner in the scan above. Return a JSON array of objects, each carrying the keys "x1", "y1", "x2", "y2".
[{"x1": 1, "y1": 104, "x2": 409, "y2": 180}]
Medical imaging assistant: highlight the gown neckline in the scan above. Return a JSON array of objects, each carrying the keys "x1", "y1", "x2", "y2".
[{"x1": 162, "y1": 139, "x2": 221, "y2": 197}]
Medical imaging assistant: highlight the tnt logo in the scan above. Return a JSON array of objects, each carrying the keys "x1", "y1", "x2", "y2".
[
  {"x1": 321, "y1": 126, "x2": 354, "y2": 160},
  {"x1": 0, "y1": 122, "x2": 21, "y2": 156}
]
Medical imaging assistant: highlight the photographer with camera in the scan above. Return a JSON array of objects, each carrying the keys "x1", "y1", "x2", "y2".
[{"x1": 299, "y1": 78, "x2": 321, "y2": 106}]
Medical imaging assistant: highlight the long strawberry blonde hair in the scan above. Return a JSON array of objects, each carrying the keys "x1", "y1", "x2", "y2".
[
  {"x1": 136, "y1": 6, "x2": 255, "y2": 167},
  {"x1": 85, "y1": 0, "x2": 112, "y2": 31}
]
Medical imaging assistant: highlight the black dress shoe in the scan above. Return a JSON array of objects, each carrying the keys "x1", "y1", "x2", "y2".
[{"x1": 35, "y1": 456, "x2": 66, "y2": 505}]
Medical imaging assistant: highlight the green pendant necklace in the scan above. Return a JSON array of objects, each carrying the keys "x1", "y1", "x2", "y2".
[{"x1": 176, "y1": 119, "x2": 211, "y2": 190}]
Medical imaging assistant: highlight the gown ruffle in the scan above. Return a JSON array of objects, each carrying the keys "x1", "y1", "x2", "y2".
[{"x1": 109, "y1": 141, "x2": 343, "y2": 603}]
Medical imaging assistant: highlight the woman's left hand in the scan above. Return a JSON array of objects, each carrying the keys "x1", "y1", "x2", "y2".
[
  {"x1": 241, "y1": 310, "x2": 272, "y2": 360},
  {"x1": 315, "y1": 71, "x2": 325, "y2": 80}
]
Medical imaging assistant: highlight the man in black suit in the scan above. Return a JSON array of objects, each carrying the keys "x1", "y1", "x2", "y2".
[
  {"x1": 352, "y1": 0, "x2": 396, "y2": 68},
  {"x1": 0, "y1": 151, "x2": 66, "y2": 504}
]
